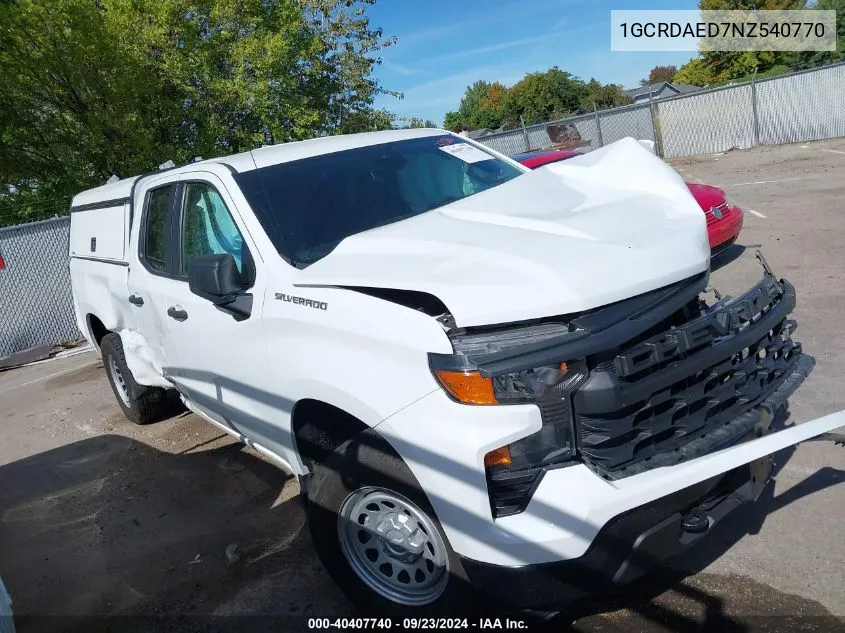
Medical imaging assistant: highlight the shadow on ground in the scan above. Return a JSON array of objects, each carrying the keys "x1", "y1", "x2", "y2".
[
  {"x1": 0, "y1": 432, "x2": 348, "y2": 633},
  {"x1": 1, "y1": 411, "x2": 842, "y2": 633},
  {"x1": 711, "y1": 242, "x2": 747, "y2": 272}
]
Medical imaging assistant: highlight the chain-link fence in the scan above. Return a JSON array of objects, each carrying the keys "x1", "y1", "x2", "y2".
[
  {"x1": 657, "y1": 83, "x2": 755, "y2": 158},
  {"x1": 757, "y1": 62, "x2": 845, "y2": 146},
  {"x1": 476, "y1": 60, "x2": 845, "y2": 160},
  {"x1": 0, "y1": 216, "x2": 81, "y2": 358},
  {"x1": 657, "y1": 62, "x2": 845, "y2": 157},
  {"x1": 475, "y1": 102, "x2": 656, "y2": 156}
]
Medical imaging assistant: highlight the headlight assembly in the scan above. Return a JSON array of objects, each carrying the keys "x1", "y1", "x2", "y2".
[{"x1": 430, "y1": 333, "x2": 588, "y2": 518}]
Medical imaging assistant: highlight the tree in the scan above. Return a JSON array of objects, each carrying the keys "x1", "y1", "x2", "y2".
[
  {"x1": 700, "y1": 0, "x2": 804, "y2": 8},
  {"x1": 0, "y1": 0, "x2": 397, "y2": 224},
  {"x1": 501, "y1": 67, "x2": 588, "y2": 125},
  {"x1": 641, "y1": 65, "x2": 678, "y2": 86},
  {"x1": 339, "y1": 109, "x2": 395, "y2": 134},
  {"x1": 691, "y1": 0, "x2": 806, "y2": 82},
  {"x1": 443, "y1": 111, "x2": 464, "y2": 131},
  {"x1": 442, "y1": 80, "x2": 510, "y2": 131},
  {"x1": 581, "y1": 80, "x2": 632, "y2": 110},
  {"x1": 444, "y1": 70, "x2": 634, "y2": 129},
  {"x1": 456, "y1": 80, "x2": 497, "y2": 129},
  {"x1": 480, "y1": 82, "x2": 508, "y2": 112},
  {"x1": 457, "y1": 81, "x2": 492, "y2": 123},
  {"x1": 397, "y1": 117, "x2": 437, "y2": 128},
  {"x1": 790, "y1": 0, "x2": 845, "y2": 69},
  {"x1": 673, "y1": 58, "x2": 716, "y2": 86},
  {"x1": 473, "y1": 81, "x2": 508, "y2": 129}
]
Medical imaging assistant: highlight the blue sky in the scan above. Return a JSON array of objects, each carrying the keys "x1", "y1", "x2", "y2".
[{"x1": 368, "y1": 0, "x2": 699, "y2": 125}]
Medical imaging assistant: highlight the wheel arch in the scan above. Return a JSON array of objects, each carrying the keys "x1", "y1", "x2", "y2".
[
  {"x1": 291, "y1": 398, "x2": 372, "y2": 475},
  {"x1": 86, "y1": 313, "x2": 110, "y2": 351}
]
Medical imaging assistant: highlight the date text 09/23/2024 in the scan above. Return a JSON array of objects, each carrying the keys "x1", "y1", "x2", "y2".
[{"x1": 307, "y1": 618, "x2": 528, "y2": 630}]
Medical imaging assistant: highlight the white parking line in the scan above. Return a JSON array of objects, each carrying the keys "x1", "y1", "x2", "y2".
[
  {"x1": 726, "y1": 177, "x2": 804, "y2": 187},
  {"x1": 0, "y1": 365, "x2": 78, "y2": 395},
  {"x1": 0, "y1": 359, "x2": 97, "y2": 396},
  {"x1": 822, "y1": 149, "x2": 845, "y2": 155},
  {"x1": 748, "y1": 210, "x2": 767, "y2": 219}
]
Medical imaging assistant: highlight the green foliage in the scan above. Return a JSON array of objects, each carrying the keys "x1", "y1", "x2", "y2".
[
  {"x1": 445, "y1": 69, "x2": 635, "y2": 131},
  {"x1": 443, "y1": 81, "x2": 509, "y2": 131},
  {"x1": 396, "y1": 117, "x2": 437, "y2": 128},
  {"x1": 501, "y1": 67, "x2": 588, "y2": 126},
  {"x1": 699, "y1": 0, "x2": 804, "y2": 8},
  {"x1": 443, "y1": 111, "x2": 464, "y2": 132},
  {"x1": 673, "y1": 58, "x2": 716, "y2": 86},
  {"x1": 458, "y1": 81, "x2": 493, "y2": 123},
  {"x1": 790, "y1": 0, "x2": 845, "y2": 69},
  {"x1": 581, "y1": 80, "x2": 632, "y2": 110},
  {"x1": 0, "y1": 0, "x2": 396, "y2": 225},
  {"x1": 714, "y1": 63, "x2": 792, "y2": 86},
  {"x1": 674, "y1": 0, "x2": 828, "y2": 86},
  {"x1": 641, "y1": 65, "x2": 679, "y2": 86},
  {"x1": 451, "y1": 80, "x2": 498, "y2": 129},
  {"x1": 480, "y1": 82, "x2": 508, "y2": 111},
  {"x1": 339, "y1": 109, "x2": 395, "y2": 134}
]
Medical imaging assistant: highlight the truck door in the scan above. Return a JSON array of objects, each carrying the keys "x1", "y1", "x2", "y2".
[
  {"x1": 126, "y1": 172, "x2": 187, "y2": 387},
  {"x1": 150, "y1": 173, "x2": 287, "y2": 461}
]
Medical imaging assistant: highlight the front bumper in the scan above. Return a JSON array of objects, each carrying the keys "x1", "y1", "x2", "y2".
[
  {"x1": 460, "y1": 460, "x2": 765, "y2": 610},
  {"x1": 378, "y1": 370, "x2": 845, "y2": 569},
  {"x1": 376, "y1": 261, "x2": 844, "y2": 569}
]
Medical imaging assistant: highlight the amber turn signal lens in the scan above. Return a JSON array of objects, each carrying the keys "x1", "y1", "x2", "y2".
[
  {"x1": 434, "y1": 370, "x2": 498, "y2": 405},
  {"x1": 484, "y1": 446, "x2": 512, "y2": 468}
]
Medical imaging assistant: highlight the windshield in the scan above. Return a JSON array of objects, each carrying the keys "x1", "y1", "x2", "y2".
[{"x1": 233, "y1": 135, "x2": 524, "y2": 266}]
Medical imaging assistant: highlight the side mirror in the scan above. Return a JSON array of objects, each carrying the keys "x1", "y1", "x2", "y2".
[
  {"x1": 187, "y1": 253, "x2": 245, "y2": 302},
  {"x1": 186, "y1": 253, "x2": 254, "y2": 321}
]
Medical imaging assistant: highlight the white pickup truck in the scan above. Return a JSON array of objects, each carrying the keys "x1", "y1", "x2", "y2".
[{"x1": 69, "y1": 130, "x2": 843, "y2": 616}]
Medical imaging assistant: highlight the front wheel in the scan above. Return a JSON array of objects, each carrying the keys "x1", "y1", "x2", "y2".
[{"x1": 306, "y1": 431, "x2": 482, "y2": 616}]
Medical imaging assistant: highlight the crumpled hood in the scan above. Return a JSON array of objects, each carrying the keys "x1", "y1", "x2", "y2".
[{"x1": 295, "y1": 137, "x2": 710, "y2": 327}]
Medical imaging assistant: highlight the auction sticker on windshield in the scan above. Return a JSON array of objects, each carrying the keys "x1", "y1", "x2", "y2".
[{"x1": 439, "y1": 143, "x2": 493, "y2": 163}]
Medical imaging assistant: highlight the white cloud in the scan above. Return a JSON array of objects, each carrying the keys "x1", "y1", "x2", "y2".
[
  {"x1": 424, "y1": 35, "x2": 558, "y2": 64},
  {"x1": 381, "y1": 61, "x2": 421, "y2": 76}
]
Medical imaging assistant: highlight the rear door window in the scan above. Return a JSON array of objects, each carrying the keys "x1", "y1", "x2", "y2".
[{"x1": 142, "y1": 185, "x2": 175, "y2": 273}]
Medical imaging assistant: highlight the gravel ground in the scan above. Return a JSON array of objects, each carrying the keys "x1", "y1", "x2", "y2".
[{"x1": 1, "y1": 139, "x2": 844, "y2": 632}]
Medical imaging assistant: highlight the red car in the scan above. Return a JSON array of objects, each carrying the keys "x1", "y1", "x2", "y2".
[{"x1": 514, "y1": 150, "x2": 744, "y2": 256}]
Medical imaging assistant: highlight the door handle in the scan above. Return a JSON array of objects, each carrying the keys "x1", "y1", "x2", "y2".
[
  {"x1": 128, "y1": 294, "x2": 144, "y2": 306},
  {"x1": 167, "y1": 307, "x2": 188, "y2": 321}
]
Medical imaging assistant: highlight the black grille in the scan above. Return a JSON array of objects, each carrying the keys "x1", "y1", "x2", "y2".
[{"x1": 573, "y1": 276, "x2": 809, "y2": 479}]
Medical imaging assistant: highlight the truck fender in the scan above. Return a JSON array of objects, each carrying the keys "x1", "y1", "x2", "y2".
[
  {"x1": 284, "y1": 378, "x2": 427, "y2": 474},
  {"x1": 118, "y1": 329, "x2": 172, "y2": 389}
]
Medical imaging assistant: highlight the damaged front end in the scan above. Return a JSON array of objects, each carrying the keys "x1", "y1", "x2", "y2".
[{"x1": 430, "y1": 252, "x2": 814, "y2": 518}]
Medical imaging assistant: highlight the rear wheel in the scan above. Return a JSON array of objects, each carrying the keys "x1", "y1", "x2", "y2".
[
  {"x1": 307, "y1": 431, "x2": 482, "y2": 616},
  {"x1": 100, "y1": 332, "x2": 169, "y2": 425}
]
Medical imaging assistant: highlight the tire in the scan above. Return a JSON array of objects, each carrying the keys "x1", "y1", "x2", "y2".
[
  {"x1": 307, "y1": 430, "x2": 483, "y2": 617},
  {"x1": 100, "y1": 332, "x2": 169, "y2": 425}
]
